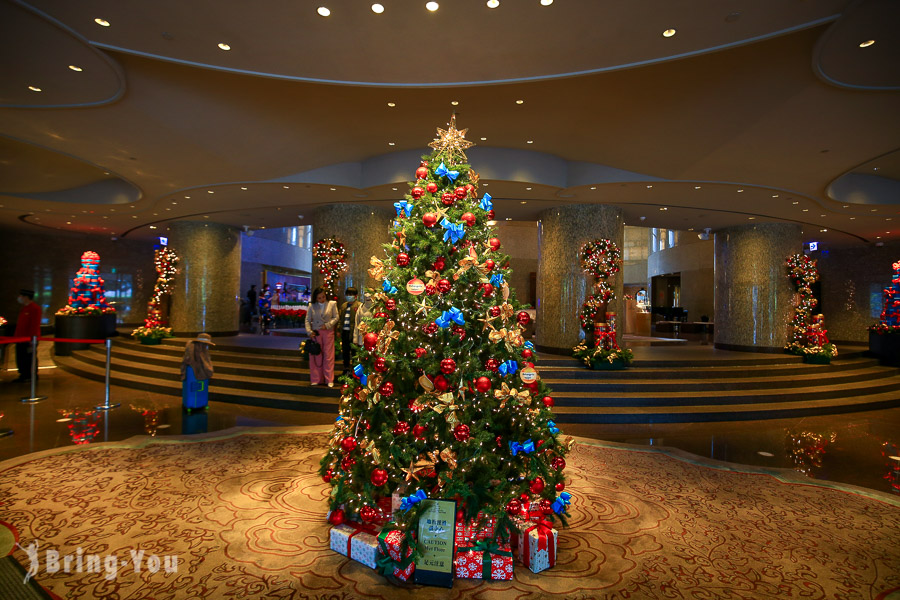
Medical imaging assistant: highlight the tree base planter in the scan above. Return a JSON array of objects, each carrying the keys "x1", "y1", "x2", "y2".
[
  {"x1": 869, "y1": 330, "x2": 900, "y2": 367},
  {"x1": 55, "y1": 315, "x2": 114, "y2": 356},
  {"x1": 138, "y1": 337, "x2": 162, "y2": 345},
  {"x1": 803, "y1": 354, "x2": 831, "y2": 365},
  {"x1": 590, "y1": 358, "x2": 628, "y2": 370}
]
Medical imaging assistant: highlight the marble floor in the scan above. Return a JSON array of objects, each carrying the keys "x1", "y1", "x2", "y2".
[{"x1": 2, "y1": 349, "x2": 899, "y2": 498}]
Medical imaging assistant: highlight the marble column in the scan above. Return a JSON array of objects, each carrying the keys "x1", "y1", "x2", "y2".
[
  {"x1": 169, "y1": 220, "x2": 242, "y2": 336},
  {"x1": 714, "y1": 223, "x2": 802, "y2": 352},
  {"x1": 312, "y1": 204, "x2": 394, "y2": 296},
  {"x1": 537, "y1": 204, "x2": 625, "y2": 354}
]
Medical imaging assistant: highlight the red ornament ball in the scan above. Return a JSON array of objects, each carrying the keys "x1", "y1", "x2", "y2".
[
  {"x1": 374, "y1": 311, "x2": 388, "y2": 319},
  {"x1": 433, "y1": 256, "x2": 446, "y2": 271},
  {"x1": 453, "y1": 423, "x2": 471, "y2": 442},
  {"x1": 441, "y1": 192, "x2": 454, "y2": 206},
  {"x1": 413, "y1": 424, "x2": 427, "y2": 439},
  {"x1": 461, "y1": 212, "x2": 476, "y2": 227},
  {"x1": 440, "y1": 358, "x2": 457, "y2": 374},
  {"x1": 393, "y1": 421, "x2": 410, "y2": 435},
  {"x1": 551, "y1": 457, "x2": 566, "y2": 471},
  {"x1": 374, "y1": 357, "x2": 388, "y2": 372},
  {"x1": 360, "y1": 505, "x2": 378, "y2": 523},
  {"x1": 424, "y1": 322, "x2": 439, "y2": 335},
  {"x1": 340, "y1": 383, "x2": 350, "y2": 395},
  {"x1": 489, "y1": 237, "x2": 501, "y2": 251},
  {"x1": 517, "y1": 311, "x2": 531, "y2": 326},
  {"x1": 420, "y1": 160, "x2": 429, "y2": 167},
  {"x1": 456, "y1": 509, "x2": 465, "y2": 522},
  {"x1": 341, "y1": 455, "x2": 356, "y2": 471},
  {"x1": 323, "y1": 468, "x2": 334, "y2": 483},
  {"x1": 434, "y1": 374, "x2": 449, "y2": 392},
  {"x1": 482, "y1": 283, "x2": 494, "y2": 297},
  {"x1": 542, "y1": 396, "x2": 554, "y2": 408},
  {"x1": 415, "y1": 166, "x2": 429, "y2": 180},
  {"x1": 522, "y1": 349, "x2": 533, "y2": 359},
  {"x1": 488, "y1": 209, "x2": 495, "y2": 220},
  {"x1": 489, "y1": 306, "x2": 501, "y2": 317},
  {"x1": 340, "y1": 436, "x2": 357, "y2": 453},
  {"x1": 415, "y1": 347, "x2": 428, "y2": 358},
  {"x1": 475, "y1": 376, "x2": 491, "y2": 393},
  {"x1": 530, "y1": 477, "x2": 545, "y2": 494},
  {"x1": 425, "y1": 284, "x2": 438, "y2": 296},
  {"x1": 410, "y1": 186, "x2": 425, "y2": 200},
  {"x1": 539, "y1": 498, "x2": 554, "y2": 515},
  {"x1": 483, "y1": 259, "x2": 495, "y2": 271},
  {"x1": 379, "y1": 381, "x2": 395, "y2": 397},
  {"x1": 329, "y1": 508, "x2": 345, "y2": 525},
  {"x1": 426, "y1": 181, "x2": 438, "y2": 194},
  {"x1": 455, "y1": 186, "x2": 467, "y2": 199},
  {"x1": 396, "y1": 252, "x2": 410, "y2": 266},
  {"x1": 363, "y1": 332, "x2": 378, "y2": 350},
  {"x1": 371, "y1": 468, "x2": 388, "y2": 487},
  {"x1": 486, "y1": 358, "x2": 499, "y2": 371},
  {"x1": 555, "y1": 482, "x2": 566, "y2": 492},
  {"x1": 385, "y1": 298, "x2": 396, "y2": 310},
  {"x1": 437, "y1": 279, "x2": 452, "y2": 293},
  {"x1": 423, "y1": 213, "x2": 438, "y2": 227},
  {"x1": 506, "y1": 499, "x2": 522, "y2": 516},
  {"x1": 465, "y1": 183, "x2": 476, "y2": 196}
]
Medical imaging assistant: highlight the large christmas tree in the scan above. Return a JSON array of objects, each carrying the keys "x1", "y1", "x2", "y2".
[{"x1": 319, "y1": 117, "x2": 571, "y2": 558}]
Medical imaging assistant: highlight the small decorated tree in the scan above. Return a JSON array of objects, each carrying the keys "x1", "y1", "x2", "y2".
[
  {"x1": 56, "y1": 251, "x2": 116, "y2": 316},
  {"x1": 132, "y1": 247, "x2": 178, "y2": 343},
  {"x1": 871, "y1": 260, "x2": 900, "y2": 334},
  {"x1": 572, "y1": 239, "x2": 633, "y2": 368},
  {"x1": 313, "y1": 237, "x2": 349, "y2": 299},
  {"x1": 785, "y1": 253, "x2": 836, "y2": 360}
]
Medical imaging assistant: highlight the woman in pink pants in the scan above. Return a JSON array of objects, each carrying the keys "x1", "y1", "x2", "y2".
[{"x1": 304, "y1": 287, "x2": 338, "y2": 387}]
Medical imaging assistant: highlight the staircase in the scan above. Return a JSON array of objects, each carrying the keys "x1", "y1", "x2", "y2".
[{"x1": 54, "y1": 337, "x2": 900, "y2": 424}]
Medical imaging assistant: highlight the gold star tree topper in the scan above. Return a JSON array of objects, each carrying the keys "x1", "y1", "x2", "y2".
[{"x1": 428, "y1": 114, "x2": 475, "y2": 165}]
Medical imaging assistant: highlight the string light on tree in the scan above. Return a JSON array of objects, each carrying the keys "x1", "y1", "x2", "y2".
[{"x1": 313, "y1": 236, "x2": 349, "y2": 299}]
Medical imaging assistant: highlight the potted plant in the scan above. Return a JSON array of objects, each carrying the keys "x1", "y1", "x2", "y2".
[
  {"x1": 131, "y1": 325, "x2": 173, "y2": 345},
  {"x1": 572, "y1": 340, "x2": 634, "y2": 370}
]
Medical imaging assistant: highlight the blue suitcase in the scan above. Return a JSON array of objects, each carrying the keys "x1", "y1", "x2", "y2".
[{"x1": 182, "y1": 366, "x2": 209, "y2": 412}]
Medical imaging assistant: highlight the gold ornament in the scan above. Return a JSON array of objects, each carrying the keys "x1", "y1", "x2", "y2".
[
  {"x1": 440, "y1": 448, "x2": 458, "y2": 471},
  {"x1": 414, "y1": 296, "x2": 432, "y2": 316},
  {"x1": 376, "y1": 321, "x2": 401, "y2": 353},
  {"x1": 427, "y1": 114, "x2": 475, "y2": 165},
  {"x1": 368, "y1": 256, "x2": 386, "y2": 281}
]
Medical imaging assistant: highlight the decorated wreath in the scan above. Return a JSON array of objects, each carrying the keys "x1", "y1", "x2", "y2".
[{"x1": 580, "y1": 239, "x2": 622, "y2": 280}]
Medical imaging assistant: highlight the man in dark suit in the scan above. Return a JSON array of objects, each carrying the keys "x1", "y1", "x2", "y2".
[{"x1": 337, "y1": 287, "x2": 360, "y2": 376}]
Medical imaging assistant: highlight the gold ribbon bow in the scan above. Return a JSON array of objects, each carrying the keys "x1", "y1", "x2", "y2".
[
  {"x1": 440, "y1": 448, "x2": 458, "y2": 471},
  {"x1": 493, "y1": 383, "x2": 531, "y2": 409},
  {"x1": 368, "y1": 256, "x2": 386, "y2": 281},
  {"x1": 376, "y1": 321, "x2": 401, "y2": 354},
  {"x1": 454, "y1": 247, "x2": 487, "y2": 281}
]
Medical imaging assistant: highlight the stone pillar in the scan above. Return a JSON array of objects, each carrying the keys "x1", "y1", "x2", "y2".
[
  {"x1": 536, "y1": 205, "x2": 624, "y2": 354},
  {"x1": 714, "y1": 223, "x2": 802, "y2": 352},
  {"x1": 312, "y1": 204, "x2": 394, "y2": 297},
  {"x1": 169, "y1": 220, "x2": 241, "y2": 336}
]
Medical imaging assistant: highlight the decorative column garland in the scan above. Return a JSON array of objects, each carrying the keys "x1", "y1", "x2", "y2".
[
  {"x1": 784, "y1": 253, "x2": 836, "y2": 358},
  {"x1": 313, "y1": 236, "x2": 349, "y2": 299},
  {"x1": 132, "y1": 247, "x2": 178, "y2": 342}
]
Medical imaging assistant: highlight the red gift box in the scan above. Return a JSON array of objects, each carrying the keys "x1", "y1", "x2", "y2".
[
  {"x1": 454, "y1": 511, "x2": 496, "y2": 548},
  {"x1": 453, "y1": 539, "x2": 514, "y2": 580},
  {"x1": 376, "y1": 528, "x2": 415, "y2": 582}
]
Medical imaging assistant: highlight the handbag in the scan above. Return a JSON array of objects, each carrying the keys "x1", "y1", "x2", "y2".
[{"x1": 306, "y1": 339, "x2": 322, "y2": 356}]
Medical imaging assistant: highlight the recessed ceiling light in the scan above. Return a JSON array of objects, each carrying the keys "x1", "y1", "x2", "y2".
[
  {"x1": 820, "y1": 214, "x2": 826, "y2": 217},
  {"x1": 757, "y1": 451, "x2": 774, "y2": 457},
  {"x1": 887, "y1": 218, "x2": 893, "y2": 221},
  {"x1": 426, "y1": 2, "x2": 439, "y2": 11},
  {"x1": 663, "y1": 28, "x2": 677, "y2": 38},
  {"x1": 694, "y1": 186, "x2": 701, "y2": 189},
  {"x1": 871, "y1": 208, "x2": 878, "y2": 212},
  {"x1": 283, "y1": 185, "x2": 290, "y2": 189},
  {"x1": 480, "y1": 137, "x2": 487, "y2": 141},
  {"x1": 372, "y1": 3, "x2": 385, "y2": 13},
  {"x1": 646, "y1": 185, "x2": 653, "y2": 189},
  {"x1": 874, "y1": 167, "x2": 880, "y2": 171},
  {"x1": 68, "y1": 65, "x2": 83, "y2": 72},
  {"x1": 387, "y1": 102, "x2": 396, "y2": 107},
  {"x1": 317, "y1": 6, "x2": 331, "y2": 17},
  {"x1": 521, "y1": 200, "x2": 527, "y2": 204},
  {"x1": 772, "y1": 194, "x2": 779, "y2": 198},
  {"x1": 388, "y1": 142, "x2": 395, "y2": 146},
  {"x1": 27, "y1": 86, "x2": 41, "y2": 92},
  {"x1": 330, "y1": 187, "x2": 336, "y2": 191},
  {"x1": 149, "y1": 225, "x2": 157, "y2": 229},
  {"x1": 590, "y1": 186, "x2": 596, "y2": 190},
  {"x1": 737, "y1": 189, "x2": 744, "y2": 193},
  {"x1": 451, "y1": 100, "x2": 459, "y2": 106},
  {"x1": 505, "y1": 217, "x2": 512, "y2": 221},
  {"x1": 184, "y1": 195, "x2": 191, "y2": 199},
  {"x1": 850, "y1": 217, "x2": 856, "y2": 220},
  {"x1": 171, "y1": 201, "x2": 177, "y2": 205},
  {"x1": 802, "y1": 209, "x2": 809, "y2": 212},
  {"x1": 392, "y1": 187, "x2": 398, "y2": 191},
  {"x1": 94, "y1": 18, "x2": 110, "y2": 27},
  {"x1": 526, "y1": 140, "x2": 533, "y2": 144},
  {"x1": 792, "y1": 201, "x2": 799, "y2": 205},
  {"x1": 859, "y1": 39, "x2": 875, "y2": 48},
  {"x1": 241, "y1": 187, "x2": 247, "y2": 190},
  {"x1": 298, "y1": 215, "x2": 305, "y2": 219},
  {"x1": 487, "y1": 0, "x2": 499, "y2": 7},
  {"x1": 525, "y1": 188, "x2": 531, "y2": 191},
  {"x1": 483, "y1": 183, "x2": 488, "y2": 186},
  {"x1": 748, "y1": 217, "x2": 756, "y2": 220},
  {"x1": 540, "y1": 0, "x2": 553, "y2": 5},
  {"x1": 218, "y1": 43, "x2": 231, "y2": 51},
  {"x1": 515, "y1": 100, "x2": 524, "y2": 104},
  {"x1": 877, "y1": 236, "x2": 882, "y2": 239},
  {"x1": 66, "y1": 221, "x2": 72, "y2": 225},
  {"x1": 207, "y1": 190, "x2": 214, "y2": 194},
  {"x1": 660, "y1": 207, "x2": 668, "y2": 211}
]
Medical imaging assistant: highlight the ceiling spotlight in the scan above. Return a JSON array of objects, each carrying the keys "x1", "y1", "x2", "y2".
[
  {"x1": 94, "y1": 18, "x2": 110, "y2": 26},
  {"x1": 388, "y1": 142, "x2": 395, "y2": 146},
  {"x1": 737, "y1": 189, "x2": 744, "y2": 193},
  {"x1": 859, "y1": 39, "x2": 875, "y2": 48},
  {"x1": 283, "y1": 185, "x2": 290, "y2": 189},
  {"x1": 590, "y1": 187, "x2": 596, "y2": 190},
  {"x1": 663, "y1": 28, "x2": 677, "y2": 38},
  {"x1": 540, "y1": 0, "x2": 553, "y2": 5},
  {"x1": 68, "y1": 65, "x2": 83, "y2": 72},
  {"x1": 515, "y1": 99, "x2": 524, "y2": 104},
  {"x1": 317, "y1": 6, "x2": 331, "y2": 17},
  {"x1": 820, "y1": 229, "x2": 828, "y2": 232},
  {"x1": 480, "y1": 137, "x2": 487, "y2": 141},
  {"x1": 207, "y1": 190, "x2": 214, "y2": 194},
  {"x1": 487, "y1": 0, "x2": 499, "y2": 7},
  {"x1": 772, "y1": 194, "x2": 779, "y2": 198},
  {"x1": 372, "y1": 3, "x2": 385, "y2": 13},
  {"x1": 694, "y1": 186, "x2": 701, "y2": 189},
  {"x1": 659, "y1": 207, "x2": 668, "y2": 211},
  {"x1": 792, "y1": 201, "x2": 799, "y2": 205},
  {"x1": 218, "y1": 43, "x2": 231, "y2": 50},
  {"x1": 521, "y1": 201, "x2": 528, "y2": 204},
  {"x1": 27, "y1": 85, "x2": 41, "y2": 92},
  {"x1": 748, "y1": 217, "x2": 756, "y2": 220},
  {"x1": 646, "y1": 185, "x2": 653, "y2": 189},
  {"x1": 330, "y1": 187, "x2": 337, "y2": 191},
  {"x1": 451, "y1": 100, "x2": 459, "y2": 106},
  {"x1": 426, "y1": 2, "x2": 439, "y2": 11},
  {"x1": 526, "y1": 140, "x2": 533, "y2": 144},
  {"x1": 241, "y1": 187, "x2": 247, "y2": 190},
  {"x1": 525, "y1": 188, "x2": 532, "y2": 191}
]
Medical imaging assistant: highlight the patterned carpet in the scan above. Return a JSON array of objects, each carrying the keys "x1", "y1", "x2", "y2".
[{"x1": 1, "y1": 427, "x2": 899, "y2": 600}]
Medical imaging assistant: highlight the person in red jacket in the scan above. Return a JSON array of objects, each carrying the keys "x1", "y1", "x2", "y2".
[{"x1": 14, "y1": 289, "x2": 42, "y2": 382}]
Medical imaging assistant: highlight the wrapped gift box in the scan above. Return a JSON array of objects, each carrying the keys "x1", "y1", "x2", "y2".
[
  {"x1": 329, "y1": 523, "x2": 379, "y2": 569},
  {"x1": 377, "y1": 528, "x2": 415, "y2": 581},
  {"x1": 511, "y1": 518, "x2": 558, "y2": 573},
  {"x1": 453, "y1": 541, "x2": 514, "y2": 580},
  {"x1": 454, "y1": 512, "x2": 496, "y2": 548}
]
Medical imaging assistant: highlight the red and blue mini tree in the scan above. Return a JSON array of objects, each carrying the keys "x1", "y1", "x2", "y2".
[
  {"x1": 57, "y1": 251, "x2": 115, "y2": 315},
  {"x1": 876, "y1": 260, "x2": 900, "y2": 331}
]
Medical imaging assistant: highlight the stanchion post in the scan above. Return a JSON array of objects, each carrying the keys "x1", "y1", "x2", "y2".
[
  {"x1": 95, "y1": 338, "x2": 120, "y2": 411},
  {"x1": 21, "y1": 335, "x2": 47, "y2": 404}
]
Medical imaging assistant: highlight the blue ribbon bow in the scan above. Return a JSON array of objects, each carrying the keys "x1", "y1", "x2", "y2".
[
  {"x1": 548, "y1": 420, "x2": 559, "y2": 434},
  {"x1": 399, "y1": 489, "x2": 428, "y2": 511},
  {"x1": 382, "y1": 279, "x2": 398, "y2": 294},
  {"x1": 435, "y1": 307, "x2": 465, "y2": 329},
  {"x1": 393, "y1": 200, "x2": 413, "y2": 218},
  {"x1": 480, "y1": 193, "x2": 493, "y2": 212},
  {"x1": 353, "y1": 364, "x2": 367, "y2": 386},
  {"x1": 509, "y1": 438, "x2": 535, "y2": 456},
  {"x1": 440, "y1": 218, "x2": 465, "y2": 244},
  {"x1": 524, "y1": 341, "x2": 534, "y2": 350},
  {"x1": 435, "y1": 162, "x2": 459, "y2": 183},
  {"x1": 552, "y1": 492, "x2": 572, "y2": 514},
  {"x1": 490, "y1": 273, "x2": 505, "y2": 287},
  {"x1": 498, "y1": 359, "x2": 518, "y2": 376}
]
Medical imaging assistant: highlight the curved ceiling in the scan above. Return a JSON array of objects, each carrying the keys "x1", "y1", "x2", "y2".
[{"x1": 0, "y1": 0, "x2": 898, "y2": 247}]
